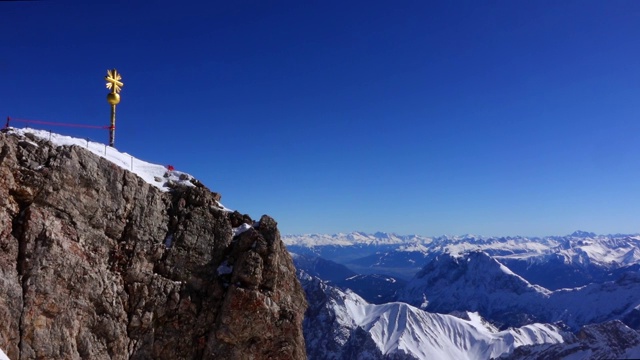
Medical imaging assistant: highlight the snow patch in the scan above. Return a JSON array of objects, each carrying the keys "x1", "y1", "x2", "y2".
[{"x1": 232, "y1": 223, "x2": 252, "y2": 237}]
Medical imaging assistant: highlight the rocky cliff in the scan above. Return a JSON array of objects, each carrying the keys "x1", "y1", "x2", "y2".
[{"x1": 0, "y1": 131, "x2": 307, "y2": 359}]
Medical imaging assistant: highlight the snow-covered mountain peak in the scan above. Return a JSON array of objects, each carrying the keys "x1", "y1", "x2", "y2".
[
  {"x1": 301, "y1": 272, "x2": 566, "y2": 360},
  {"x1": 412, "y1": 251, "x2": 549, "y2": 295},
  {"x1": 570, "y1": 230, "x2": 598, "y2": 238},
  {"x1": 283, "y1": 231, "x2": 432, "y2": 247},
  {"x1": 399, "y1": 250, "x2": 640, "y2": 331},
  {"x1": 503, "y1": 320, "x2": 640, "y2": 359}
]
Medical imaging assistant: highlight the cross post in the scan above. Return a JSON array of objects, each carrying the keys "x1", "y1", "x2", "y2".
[{"x1": 105, "y1": 69, "x2": 123, "y2": 147}]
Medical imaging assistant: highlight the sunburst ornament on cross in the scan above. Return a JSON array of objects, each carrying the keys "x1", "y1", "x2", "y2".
[{"x1": 105, "y1": 69, "x2": 123, "y2": 147}]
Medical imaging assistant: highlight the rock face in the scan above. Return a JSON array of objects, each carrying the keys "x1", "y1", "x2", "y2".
[{"x1": 0, "y1": 132, "x2": 307, "y2": 359}]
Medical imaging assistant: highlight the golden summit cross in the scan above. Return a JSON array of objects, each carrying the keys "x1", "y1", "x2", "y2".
[
  {"x1": 105, "y1": 69, "x2": 123, "y2": 147},
  {"x1": 105, "y1": 69, "x2": 123, "y2": 93}
]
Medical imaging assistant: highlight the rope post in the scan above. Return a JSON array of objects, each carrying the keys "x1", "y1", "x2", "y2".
[
  {"x1": 48, "y1": 130, "x2": 52, "y2": 141},
  {"x1": 130, "y1": 155, "x2": 133, "y2": 171},
  {"x1": 4, "y1": 117, "x2": 9, "y2": 129}
]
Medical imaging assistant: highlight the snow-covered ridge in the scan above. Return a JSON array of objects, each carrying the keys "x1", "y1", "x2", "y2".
[
  {"x1": 283, "y1": 231, "x2": 433, "y2": 247},
  {"x1": 6, "y1": 127, "x2": 198, "y2": 191},
  {"x1": 501, "y1": 320, "x2": 640, "y2": 359},
  {"x1": 398, "y1": 251, "x2": 640, "y2": 331},
  {"x1": 301, "y1": 272, "x2": 566, "y2": 360},
  {"x1": 5, "y1": 128, "x2": 232, "y2": 213},
  {"x1": 285, "y1": 231, "x2": 640, "y2": 267}
]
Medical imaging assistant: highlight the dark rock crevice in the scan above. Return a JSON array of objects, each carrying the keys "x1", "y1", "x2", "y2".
[
  {"x1": 9, "y1": 181, "x2": 41, "y2": 360},
  {"x1": 12, "y1": 205, "x2": 28, "y2": 360}
]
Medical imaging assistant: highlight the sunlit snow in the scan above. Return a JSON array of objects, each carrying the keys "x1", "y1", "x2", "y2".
[
  {"x1": 232, "y1": 223, "x2": 253, "y2": 237},
  {"x1": 322, "y1": 277, "x2": 565, "y2": 360},
  {"x1": 5, "y1": 127, "x2": 232, "y2": 211}
]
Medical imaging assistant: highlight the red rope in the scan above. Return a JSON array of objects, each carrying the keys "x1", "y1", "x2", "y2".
[{"x1": 10, "y1": 118, "x2": 110, "y2": 129}]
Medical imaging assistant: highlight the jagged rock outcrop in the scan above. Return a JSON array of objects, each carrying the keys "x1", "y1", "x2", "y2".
[{"x1": 0, "y1": 132, "x2": 307, "y2": 359}]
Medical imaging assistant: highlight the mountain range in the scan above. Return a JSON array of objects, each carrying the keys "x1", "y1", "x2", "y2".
[
  {"x1": 285, "y1": 231, "x2": 640, "y2": 287},
  {"x1": 300, "y1": 271, "x2": 567, "y2": 360},
  {"x1": 397, "y1": 251, "x2": 640, "y2": 330},
  {"x1": 289, "y1": 231, "x2": 640, "y2": 359}
]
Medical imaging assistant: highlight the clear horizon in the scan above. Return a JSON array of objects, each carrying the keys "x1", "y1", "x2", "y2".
[
  {"x1": 3, "y1": 1, "x2": 640, "y2": 237},
  {"x1": 282, "y1": 229, "x2": 639, "y2": 238}
]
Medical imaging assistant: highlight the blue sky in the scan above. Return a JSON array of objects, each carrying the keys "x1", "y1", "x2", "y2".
[{"x1": 3, "y1": 1, "x2": 640, "y2": 237}]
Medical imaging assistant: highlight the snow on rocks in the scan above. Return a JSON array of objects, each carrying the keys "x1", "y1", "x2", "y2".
[
  {"x1": 232, "y1": 223, "x2": 253, "y2": 237},
  {"x1": 6, "y1": 128, "x2": 192, "y2": 190},
  {"x1": 5, "y1": 128, "x2": 232, "y2": 211}
]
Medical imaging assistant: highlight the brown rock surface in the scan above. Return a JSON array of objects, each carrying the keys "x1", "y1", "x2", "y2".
[{"x1": 0, "y1": 131, "x2": 307, "y2": 359}]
